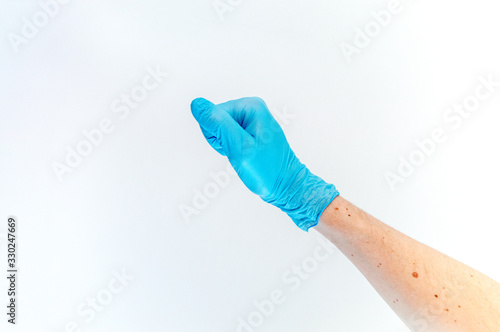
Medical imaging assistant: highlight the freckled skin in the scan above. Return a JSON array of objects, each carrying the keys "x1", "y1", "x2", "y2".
[{"x1": 315, "y1": 196, "x2": 500, "y2": 331}]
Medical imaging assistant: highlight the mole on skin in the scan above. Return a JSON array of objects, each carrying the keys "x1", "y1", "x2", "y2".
[{"x1": 412, "y1": 272, "x2": 419, "y2": 278}]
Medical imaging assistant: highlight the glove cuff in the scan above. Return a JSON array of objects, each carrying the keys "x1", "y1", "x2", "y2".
[{"x1": 269, "y1": 167, "x2": 339, "y2": 231}]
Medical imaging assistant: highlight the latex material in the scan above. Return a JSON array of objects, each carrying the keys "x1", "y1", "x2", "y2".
[{"x1": 190, "y1": 97, "x2": 339, "y2": 231}]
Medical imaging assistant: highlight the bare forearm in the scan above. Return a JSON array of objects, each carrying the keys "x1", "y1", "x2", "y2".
[{"x1": 314, "y1": 196, "x2": 500, "y2": 331}]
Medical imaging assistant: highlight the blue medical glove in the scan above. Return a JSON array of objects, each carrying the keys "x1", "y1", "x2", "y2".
[{"x1": 190, "y1": 97, "x2": 339, "y2": 231}]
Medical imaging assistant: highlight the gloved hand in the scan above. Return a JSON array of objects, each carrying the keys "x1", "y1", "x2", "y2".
[{"x1": 190, "y1": 97, "x2": 339, "y2": 231}]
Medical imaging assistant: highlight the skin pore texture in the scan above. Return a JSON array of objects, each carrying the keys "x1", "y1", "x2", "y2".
[{"x1": 315, "y1": 195, "x2": 500, "y2": 331}]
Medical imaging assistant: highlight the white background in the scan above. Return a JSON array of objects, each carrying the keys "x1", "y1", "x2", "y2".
[{"x1": 1, "y1": 0, "x2": 500, "y2": 331}]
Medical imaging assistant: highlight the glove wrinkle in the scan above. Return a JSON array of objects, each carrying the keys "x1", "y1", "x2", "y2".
[{"x1": 191, "y1": 97, "x2": 339, "y2": 231}]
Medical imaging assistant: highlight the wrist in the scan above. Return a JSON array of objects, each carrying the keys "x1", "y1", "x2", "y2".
[{"x1": 269, "y1": 166, "x2": 339, "y2": 231}]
